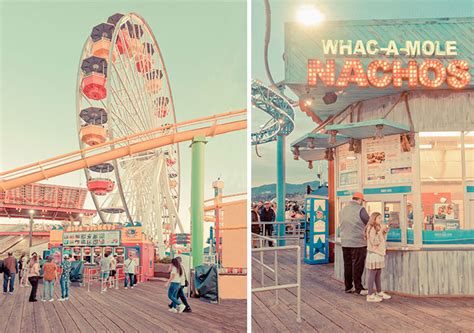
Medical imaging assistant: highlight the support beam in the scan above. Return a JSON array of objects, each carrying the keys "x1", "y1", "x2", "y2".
[
  {"x1": 190, "y1": 136, "x2": 207, "y2": 268},
  {"x1": 276, "y1": 135, "x2": 286, "y2": 246}
]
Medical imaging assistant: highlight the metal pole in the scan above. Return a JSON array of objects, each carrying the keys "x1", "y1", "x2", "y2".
[
  {"x1": 275, "y1": 250, "x2": 279, "y2": 304},
  {"x1": 190, "y1": 135, "x2": 207, "y2": 268},
  {"x1": 276, "y1": 135, "x2": 286, "y2": 246},
  {"x1": 296, "y1": 246, "x2": 301, "y2": 323},
  {"x1": 28, "y1": 215, "x2": 33, "y2": 248},
  {"x1": 260, "y1": 238, "x2": 264, "y2": 286}
]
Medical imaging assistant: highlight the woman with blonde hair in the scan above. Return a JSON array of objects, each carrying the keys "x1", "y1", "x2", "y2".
[
  {"x1": 364, "y1": 212, "x2": 392, "y2": 303},
  {"x1": 27, "y1": 253, "x2": 40, "y2": 302}
]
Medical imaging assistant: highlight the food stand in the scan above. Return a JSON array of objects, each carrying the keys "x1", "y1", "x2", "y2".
[
  {"x1": 49, "y1": 223, "x2": 155, "y2": 281},
  {"x1": 288, "y1": 17, "x2": 473, "y2": 295}
]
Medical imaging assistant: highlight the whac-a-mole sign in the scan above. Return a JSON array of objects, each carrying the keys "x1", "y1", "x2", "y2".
[{"x1": 285, "y1": 18, "x2": 473, "y2": 91}]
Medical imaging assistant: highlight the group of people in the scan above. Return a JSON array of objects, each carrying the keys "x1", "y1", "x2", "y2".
[
  {"x1": 98, "y1": 253, "x2": 138, "y2": 292},
  {"x1": 165, "y1": 257, "x2": 191, "y2": 313},
  {"x1": 339, "y1": 192, "x2": 392, "y2": 303},
  {"x1": 1, "y1": 252, "x2": 74, "y2": 302}
]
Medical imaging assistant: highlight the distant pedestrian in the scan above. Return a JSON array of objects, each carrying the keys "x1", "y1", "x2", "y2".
[
  {"x1": 3, "y1": 252, "x2": 18, "y2": 295},
  {"x1": 123, "y1": 254, "x2": 137, "y2": 289},
  {"x1": 165, "y1": 258, "x2": 186, "y2": 313},
  {"x1": 100, "y1": 253, "x2": 111, "y2": 293},
  {"x1": 259, "y1": 201, "x2": 276, "y2": 247},
  {"x1": 27, "y1": 254, "x2": 40, "y2": 302},
  {"x1": 18, "y1": 254, "x2": 26, "y2": 287},
  {"x1": 251, "y1": 204, "x2": 261, "y2": 248},
  {"x1": 59, "y1": 255, "x2": 73, "y2": 301},
  {"x1": 365, "y1": 212, "x2": 392, "y2": 303},
  {"x1": 42, "y1": 256, "x2": 58, "y2": 302},
  {"x1": 109, "y1": 255, "x2": 117, "y2": 288}
]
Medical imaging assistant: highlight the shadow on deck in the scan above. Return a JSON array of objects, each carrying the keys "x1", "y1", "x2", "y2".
[
  {"x1": 252, "y1": 247, "x2": 474, "y2": 332},
  {"x1": 0, "y1": 278, "x2": 246, "y2": 332}
]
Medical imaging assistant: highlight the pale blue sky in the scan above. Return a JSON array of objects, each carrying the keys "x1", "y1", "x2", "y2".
[
  {"x1": 251, "y1": 0, "x2": 473, "y2": 187},
  {"x1": 0, "y1": 0, "x2": 246, "y2": 226}
]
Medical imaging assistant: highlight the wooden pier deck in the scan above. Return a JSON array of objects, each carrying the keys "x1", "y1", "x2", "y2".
[
  {"x1": 252, "y1": 247, "x2": 474, "y2": 332},
  {"x1": 0, "y1": 278, "x2": 246, "y2": 332}
]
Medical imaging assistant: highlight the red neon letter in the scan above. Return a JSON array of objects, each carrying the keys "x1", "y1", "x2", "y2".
[
  {"x1": 367, "y1": 60, "x2": 392, "y2": 88},
  {"x1": 335, "y1": 59, "x2": 369, "y2": 88},
  {"x1": 418, "y1": 59, "x2": 446, "y2": 88},
  {"x1": 446, "y1": 60, "x2": 471, "y2": 89},
  {"x1": 392, "y1": 60, "x2": 418, "y2": 88},
  {"x1": 307, "y1": 59, "x2": 336, "y2": 86}
]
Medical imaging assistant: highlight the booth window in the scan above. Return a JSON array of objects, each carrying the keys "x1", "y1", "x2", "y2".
[{"x1": 419, "y1": 132, "x2": 464, "y2": 231}]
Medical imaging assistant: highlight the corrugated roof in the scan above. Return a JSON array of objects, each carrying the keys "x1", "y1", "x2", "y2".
[{"x1": 284, "y1": 17, "x2": 474, "y2": 119}]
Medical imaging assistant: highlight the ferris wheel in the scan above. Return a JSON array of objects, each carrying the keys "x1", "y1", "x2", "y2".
[{"x1": 76, "y1": 13, "x2": 182, "y2": 254}]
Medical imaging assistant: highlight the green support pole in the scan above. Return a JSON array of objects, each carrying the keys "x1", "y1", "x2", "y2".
[
  {"x1": 190, "y1": 135, "x2": 207, "y2": 268},
  {"x1": 276, "y1": 135, "x2": 286, "y2": 246}
]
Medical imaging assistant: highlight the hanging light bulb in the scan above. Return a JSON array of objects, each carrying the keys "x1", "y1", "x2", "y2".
[
  {"x1": 328, "y1": 130, "x2": 338, "y2": 145},
  {"x1": 374, "y1": 124, "x2": 384, "y2": 140},
  {"x1": 308, "y1": 161, "x2": 313, "y2": 169},
  {"x1": 293, "y1": 146, "x2": 300, "y2": 160}
]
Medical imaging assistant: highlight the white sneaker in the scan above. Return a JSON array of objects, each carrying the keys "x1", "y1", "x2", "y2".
[
  {"x1": 102, "y1": 288, "x2": 107, "y2": 293},
  {"x1": 178, "y1": 304, "x2": 186, "y2": 313},
  {"x1": 65, "y1": 297, "x2": 69, "y2": 301},
  {"x1": 377, "y1": 291, "x2": 392, "y2": 300},
  {"x1": 366, "y1": 294, "x2": 382, "y2": 303},
  {"x1": 41, "y1": 299, "x2": 46, "y2": 302},
  {"x1": 49, "y1": 299, "x2": 54, "y2": 302},
  {"x1": 169, "y1": 308, "x2": 178, "y2": 313},
  {"x1": 131, "y1": 286, "x2": 134, "y2": 289},
  {"x1": 58, "y1": 298, "x2": 64, "y2": 302},
  {"x1": 124, "y1": 287, "x2": 128, "y2": 289},
  {"x1": 357, "y1": 289, "x2": 368, "y2": 296}
]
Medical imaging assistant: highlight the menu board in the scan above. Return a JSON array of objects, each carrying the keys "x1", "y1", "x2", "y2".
[
  {"x1": 338, "y1": 144, "x2": 358, "y2": 187},
  {"x1": 63, "y1": 230, "x2": 120, "y2": 246},
  {"x1": 364, "y1": 135, "x2": 412, "y2": 185}
]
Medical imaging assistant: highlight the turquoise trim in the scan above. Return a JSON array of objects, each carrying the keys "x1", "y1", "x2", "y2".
[
  {"x1": 467, "y1": 186, "x2": 474, "y2": 193},
  {"x1": 336, "y1": 190, "x2": 352, "y2": 197},
  {"x1": 363, "y1": 186, "x2": 412, "y2": 195},
  {"x1": 422, "y1": 230, "x2": 474, "y2": 245}
]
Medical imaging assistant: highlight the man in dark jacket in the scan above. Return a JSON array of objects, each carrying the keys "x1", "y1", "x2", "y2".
[
  {"x1": 339, "y1": 192, "x2": 370, "y2": 295},
  {"x1": 3, "y1": 252, "x2": 18, "y2": 294},
  {"x1": 259, "y1": 201, "x2": 276, "y2": 247}
]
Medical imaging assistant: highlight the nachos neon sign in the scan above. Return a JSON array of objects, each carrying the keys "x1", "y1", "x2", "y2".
[{"x1": 307, "y1": 40, "x2": 471, "y2": 89}]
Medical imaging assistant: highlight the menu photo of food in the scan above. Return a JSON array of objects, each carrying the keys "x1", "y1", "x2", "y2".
[{"x1": 367, "y1": 151, "x2": 386, "y2": 164}]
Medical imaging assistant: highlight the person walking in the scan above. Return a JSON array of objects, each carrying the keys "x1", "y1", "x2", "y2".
[
  {"x1": 17, "y1": 254, "x2": 25, "y2": 287},
  {"x1": 59, "y1": 255, "x2": 73, "y2": 301},
  {"x1": 123, "y1": 254, "x2": 137, "y2": 289},
  {"x1": 165, "y1": 258, "x2": 186, "y2": 313},
  {"x1": 365, "y1": 212, "x2": 392, "y2": 303},
  {"x1": 20, "y1": 256, "x2": 30, "y2": 287},
  {"x1": 42, "y1": 256, "x2": 57, "y2": 302},
  {"x1": 339, "y1": 192, "x2": 370, "y2": 295},
  {"x1": 109, "y1": 255, "x2": 117, "y2": 289},
  {"x1": 3, "y1": 252, "x2": 17, "y2": 295},
  {"x1": 99, "y1": 253, "x2": 111, "y2": 293},
  {"x1": 168, "y1": 257, "x2": 191, "y2": 312},
  {"x1": 259, "y1": 201, "x2": 276, "y2": 247},
  {"x1": 27, "y1": 254, "x2": 40, "y2": 302},
  {"x1": 251, "y1": 204, "x2": 261, "y2": 248}
]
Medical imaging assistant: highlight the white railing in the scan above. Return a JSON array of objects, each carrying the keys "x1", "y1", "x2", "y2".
[{"x1": 251, "y1": 233, "x2": 301, "y2": 323}]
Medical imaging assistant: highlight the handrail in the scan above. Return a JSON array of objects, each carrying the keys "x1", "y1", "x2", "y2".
[{"x1": 251, "y1": 233, "x2": 301, "y2": 323}]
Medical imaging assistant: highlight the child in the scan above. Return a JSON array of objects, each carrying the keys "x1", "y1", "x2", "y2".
[
  {"x1": 165, "y1": 258, "x2": 186, "y2": 313},
  {"x1": 364, "y1": 212, "x2": 392, "y2": 303}
]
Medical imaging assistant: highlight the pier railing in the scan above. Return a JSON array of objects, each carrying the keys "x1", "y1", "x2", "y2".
[{"x1": 251, "y1": 233, "x2": 301, "y2": 323}]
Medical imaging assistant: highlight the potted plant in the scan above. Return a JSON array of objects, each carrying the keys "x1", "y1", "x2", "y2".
[{"x1": 154, "y1": 256, "x2": 172, "y2": 278}]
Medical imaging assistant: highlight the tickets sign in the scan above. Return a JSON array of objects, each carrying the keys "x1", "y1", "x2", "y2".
[{"x1": 63, "y1": 230, "x2": 120, "y2": 246}]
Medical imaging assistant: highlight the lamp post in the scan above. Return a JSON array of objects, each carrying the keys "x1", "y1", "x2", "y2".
[{"x1": 28, "y1": 209, "x2": 35, "y2": 248}]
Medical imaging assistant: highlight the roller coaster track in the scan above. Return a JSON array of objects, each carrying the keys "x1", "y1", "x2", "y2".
[
  {"x1": 251, "y1": 80, "x2": 295, "y2": 146},
  {"x1": 0, "y1": 109, "x2": 246, "y2": 191}
]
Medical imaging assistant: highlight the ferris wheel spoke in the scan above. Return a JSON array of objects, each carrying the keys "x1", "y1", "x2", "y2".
[
  {"x1": 108, "y1": 70, "x2": 149, "y2": 136},
  {"x1": 113, "y1": 29, "x2": 155, "y2": 134}
]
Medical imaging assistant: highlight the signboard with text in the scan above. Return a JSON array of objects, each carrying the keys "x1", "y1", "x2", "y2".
[{"x1": 63, "y1": 230, "x2": 121, "y2": 246}]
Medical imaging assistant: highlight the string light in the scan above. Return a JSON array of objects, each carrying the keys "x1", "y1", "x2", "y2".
[
  {"x1": 308, "y1": 59, "x2": 336, "y2": 86},
  {"x1": 335, "y1": 60, "x2": 369, "y2": 88},
  {"x1": 392, "y1": 60, "x2": 418, "y2": 88},
  {"x1": 367, "y1": 60, "x2": 392, "y2": 88},
  {"x1": 418, "y1": 59, "x2": 446, "y2": 88},
  {"x1": 446, "y1": 60, "x2": 471, "y2": 88}
]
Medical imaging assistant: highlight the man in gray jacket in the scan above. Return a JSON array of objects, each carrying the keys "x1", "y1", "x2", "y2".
[{"x1": 339, "y1": 192, "x2": 369, "y2": 295}]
